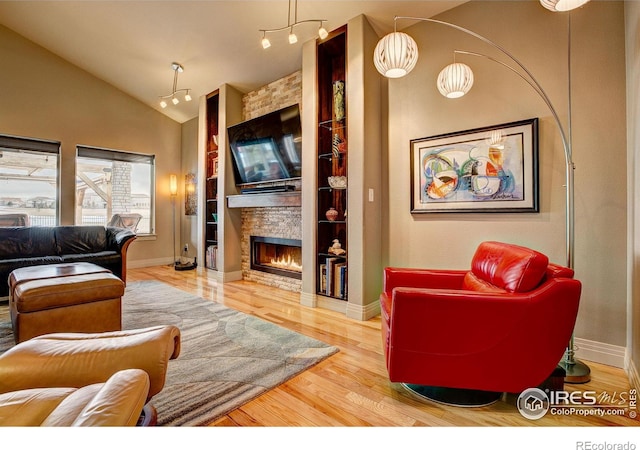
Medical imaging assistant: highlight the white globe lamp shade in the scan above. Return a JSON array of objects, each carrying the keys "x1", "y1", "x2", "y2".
[
  {"x1": 540, "y1": 0, "x2": 590, "y2": 12},
  {"x1": 437, "y1": 63, "x2": 474, "y2": 99},
  {"x1": 373, "y1": 32, "x2": 419, "y2": 78}
]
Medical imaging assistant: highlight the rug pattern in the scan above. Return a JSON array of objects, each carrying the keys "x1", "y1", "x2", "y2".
[{"x1": 0, "y1": 280, "x2": 339, "y2": 426}]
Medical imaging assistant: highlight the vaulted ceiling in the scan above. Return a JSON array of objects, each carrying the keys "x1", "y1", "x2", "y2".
[{"x1": 0, "y1": 1, "x2": 465, "y2": 123}]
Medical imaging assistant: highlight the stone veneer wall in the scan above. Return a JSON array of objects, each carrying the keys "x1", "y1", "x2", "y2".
[
  {"x1": 240, "y1": 207, "x2": 302, "y2": 291},
  {"x1": 240, "y1": 71, "x2": 303, "y2": 292}
]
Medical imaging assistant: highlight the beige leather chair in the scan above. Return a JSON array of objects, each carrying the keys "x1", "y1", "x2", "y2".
[
  {"x1": 0, "y1": 325, "x2": 181, "y2": 426},
  {"x1": 0, "y1": 369, "x2": 150, "y2": 426}
]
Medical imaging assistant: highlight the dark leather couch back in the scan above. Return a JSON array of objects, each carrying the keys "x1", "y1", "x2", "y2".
[
  {"x1": 54, "y1": 226, "x2": 107, "y2": 255},
  {"x1": 0, "y1": 227, "x2": 57, "y2": 258}
]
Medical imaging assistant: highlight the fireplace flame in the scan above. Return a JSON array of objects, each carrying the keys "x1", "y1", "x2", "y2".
[{"x1": 269, "y1": 253, "x2": 302, "y2": 272}]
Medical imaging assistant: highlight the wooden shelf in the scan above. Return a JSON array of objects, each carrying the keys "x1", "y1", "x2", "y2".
[{"x1": 226, "y1": 191, "x2": 301, "y2": 209}]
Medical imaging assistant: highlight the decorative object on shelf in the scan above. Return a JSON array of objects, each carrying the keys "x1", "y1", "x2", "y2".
[
  {"x1": 374, "y1": 5, "x2": 590, "y2": 382},
  {"x1": 333, "y1": 80, "x2": 345, "y2": 121},
  {"x1": 411, "y1": 119, "x2": 539, "y2": 214},
  {"x1": 159, "y1": 62, "x2": 192, "y2": 108},
  {"x1": 213, "y1": 135, "x2": 219, "y2": 147},
  {"x1": 259, "y1": 0, "x2": 327, "y2": 49},
  {"x1": 332, "y1": 134, "x2": 346, "y2": 157},
  {"x1": 185, "y1": 173, "x2": 197, "y2": 216},
  {"x1": 325, "y1": 207, "x2": 338, "y2": 221},
  {"x1": 211, "y1": 213, "x2": 218, "y2": 223},
  {"x1": 328, "y1": 239, "x2": 346, "y2": 256},
  {"x1": 328, "y1": 176, "x2": 347, "y2": 190}
]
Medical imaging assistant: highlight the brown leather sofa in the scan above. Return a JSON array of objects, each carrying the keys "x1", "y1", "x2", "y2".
[
  {"x1": 0, "y1": 225, "x2": 136, "y2": 299},
  {"x1": 0, "y1": 325, "x2": 181, "y2": 426}
]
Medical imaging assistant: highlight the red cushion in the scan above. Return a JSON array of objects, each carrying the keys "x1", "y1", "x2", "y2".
[{"x1": 466, "y1": 241, "x2": 549, "y2": 293}]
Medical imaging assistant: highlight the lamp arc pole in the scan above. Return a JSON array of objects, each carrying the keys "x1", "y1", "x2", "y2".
[{"x1": 383, "y1": 15, "x2": 588, "y2": 382}]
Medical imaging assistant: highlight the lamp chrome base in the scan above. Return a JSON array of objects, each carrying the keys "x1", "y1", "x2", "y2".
[
  {"x1": 174, "y1": 261, "x2": 197, "y2": 271},
  {"x1": 559, "y1": 359, "x2": 591, "y2": 384},
  {"x1": 402, "y1": 383, "x2": 502, "y2": 407}
]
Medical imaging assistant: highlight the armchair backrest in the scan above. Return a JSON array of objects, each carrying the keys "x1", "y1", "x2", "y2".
[{"x1": 462, "y1": 241, "x2": 550, "y2": 293}]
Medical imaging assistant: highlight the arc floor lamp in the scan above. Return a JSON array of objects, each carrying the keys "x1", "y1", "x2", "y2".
[{"x1": 373, "y1": 0, "x2": 590, "y2": 383}]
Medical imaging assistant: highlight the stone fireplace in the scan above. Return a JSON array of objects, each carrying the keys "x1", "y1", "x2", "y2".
[
  {"x1": 251, "y1": 236, "x2": 302, "y2": 280},
  {"x1": 240, "y1": 205, "x2": 302, "y2": 292}
]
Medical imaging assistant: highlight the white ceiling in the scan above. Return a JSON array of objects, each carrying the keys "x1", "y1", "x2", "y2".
[{"x1": 0, "y1": 1, "x2": 465, "y2": 123}]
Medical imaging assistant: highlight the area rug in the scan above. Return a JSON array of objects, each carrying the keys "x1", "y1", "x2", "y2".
[{"x1": 0, "y1": 280, "x2": 339, "y2": 426}]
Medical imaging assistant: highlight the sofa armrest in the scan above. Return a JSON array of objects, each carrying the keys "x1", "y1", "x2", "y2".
[
  {"x1": 383, "y1": 267, "x2": 467, "y2": 297},
  {"x1": 106, "y1": 226, "x2": 136, "y2": 283},
  {"x1": 107, "y1": 226, "x2": 136, "y2": 252},
  {"x1": 0, "y1": 325, "x2": 181, "y2": 399}
]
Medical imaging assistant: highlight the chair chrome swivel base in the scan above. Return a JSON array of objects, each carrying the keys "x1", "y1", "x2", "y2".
[{"x1": 402, "y1": 383, "x2": 502, "y2": 407}]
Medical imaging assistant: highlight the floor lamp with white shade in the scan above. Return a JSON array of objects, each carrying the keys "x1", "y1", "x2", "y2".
[{"x1": 373, "y1": 0, "x2": 591, "y2": 383}]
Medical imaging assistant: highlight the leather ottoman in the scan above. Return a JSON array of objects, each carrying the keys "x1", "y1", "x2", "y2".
[
  {"x1": 8, "y1": 262, "x2": 110, "y2": 301},
  {"x1": 10, "y1": 271, "x2": 124, "y2": 344}
]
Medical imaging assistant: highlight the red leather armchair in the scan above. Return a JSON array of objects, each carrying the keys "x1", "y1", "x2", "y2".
[{"x1": 380, "y1": 241, "x2": 581, "y2": 405}]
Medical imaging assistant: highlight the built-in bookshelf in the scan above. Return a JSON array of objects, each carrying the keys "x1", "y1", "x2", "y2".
[
  {"x1": 204, "y1": 91, "x2": 219, "y2": 270},
  {"x1": 316, "y1": 26, "x2": 347, "y2": 300}
]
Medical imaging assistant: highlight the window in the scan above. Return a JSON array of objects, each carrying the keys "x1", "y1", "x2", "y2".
[
  {"x1": 76, "y1": 146, "x2": 155, "y2": 234},
  {"x1": 0, "y1": 134, "x2": 60, "y2": 226}
]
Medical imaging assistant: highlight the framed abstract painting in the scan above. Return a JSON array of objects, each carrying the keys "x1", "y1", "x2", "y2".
[{"x1": 410, "y1": 118, "x2": 539, "y2": 213}]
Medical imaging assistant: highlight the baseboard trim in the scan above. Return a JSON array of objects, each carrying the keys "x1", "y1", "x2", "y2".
[
  {"x1": 129, "y1": 257, "x2": 173, "y2": 269},
  {"x1": 300, "y1": 292, "x2": 317, "y2": 308},
  {"x1": 574, "y1": 337, "x2": 626, "y2": 368},
  {"x1": 626, "y1": 355, "x2": 640, "y2": 390},
  {"x1": 345, "y1": 300, "x2": 381, "y2": 321}
]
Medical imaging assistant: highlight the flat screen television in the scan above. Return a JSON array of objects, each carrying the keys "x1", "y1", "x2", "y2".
[{"x1": 227, "y1": 104, "x2": 302, "y2": 186}]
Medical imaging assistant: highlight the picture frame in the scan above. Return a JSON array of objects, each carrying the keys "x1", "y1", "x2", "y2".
[{"x1": 410, "y1": 118, "x2": 539, "y2": 213}]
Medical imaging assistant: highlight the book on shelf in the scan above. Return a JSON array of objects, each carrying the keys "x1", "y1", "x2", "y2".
[
  {"x1": 333, "y1": 262, "x2": 346, "y2": 299},
  {"x1": 325, "y1": 257, "x2": 339, "y2": 296},
  {"x1": 322, "y1": 256, "x2": 347, "y2": 299},
  {"x1": 319, "y1": 263, "x2": 327, "y2": 293},
  {"x1": 206, "y1": 245, "x2": 218, "y2": 269}
]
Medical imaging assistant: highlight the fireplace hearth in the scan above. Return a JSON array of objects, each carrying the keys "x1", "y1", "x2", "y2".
[{"x1": 251, "y1": 236, "x2": 302, "y2": 280}]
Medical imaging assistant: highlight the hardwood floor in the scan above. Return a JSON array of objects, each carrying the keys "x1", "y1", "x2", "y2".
[{"x1": 126, "y1": 265, "x2": 639, "y2": 428}]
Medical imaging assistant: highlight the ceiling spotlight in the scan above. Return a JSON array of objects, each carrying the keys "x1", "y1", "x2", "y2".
[
  {"x1": 288, "y1": 28, "x2": 298, "y2": 44},
  {"x1": 261, "y1": 32, "x2": 271, "y2": 49},
  {"x1": 318, "y1": 23, "x2": 328, "y2": 40},
  {"x1": 159, "y1": 62, "x2": 193, "y2": 108},
  {"x1": 259, "y1": 0, "x2": 327, "y2": 49}
]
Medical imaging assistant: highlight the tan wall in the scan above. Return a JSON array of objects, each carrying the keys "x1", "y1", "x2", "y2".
[
  {"x1": 180, "y1": 117, "x2": 199, "y2": 261},
  {"x1": 385, "y1": 2, "x2": 627, "y2": 346},
  {"x1": 0, "y1": 24, "x2": 182, "y2": 266}
]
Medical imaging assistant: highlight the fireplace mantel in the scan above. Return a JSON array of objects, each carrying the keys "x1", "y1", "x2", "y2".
[{"x1": 227, "y1": 192, "x2": 301, "y2": 209}]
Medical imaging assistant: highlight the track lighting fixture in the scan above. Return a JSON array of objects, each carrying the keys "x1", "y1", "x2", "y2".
[
  {"x1": 159, "y1": 62, "x2": 192, "y2": 108},
  {"x1": 259, "y1": 0, "x2": 327, "y2": 48}
]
